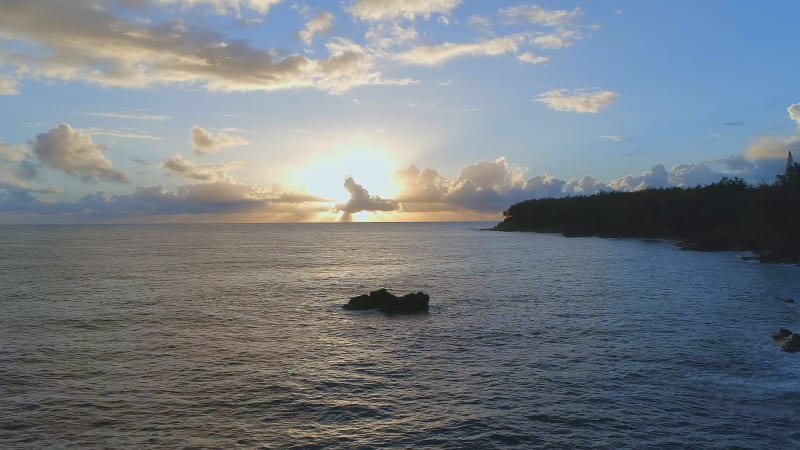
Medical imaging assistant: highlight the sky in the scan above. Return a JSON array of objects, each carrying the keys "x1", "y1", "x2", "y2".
[{"x1": 0, "y1": 0, "x2": 799, "y2": 223}]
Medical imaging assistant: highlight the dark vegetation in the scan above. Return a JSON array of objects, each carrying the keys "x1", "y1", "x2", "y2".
[{"x1": 493, "y1": 152, "x2": 800, "y2": 263}]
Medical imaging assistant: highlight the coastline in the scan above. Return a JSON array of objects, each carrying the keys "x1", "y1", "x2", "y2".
[{"x1": 489, "y1": 223, "x2": 800, "y2": 264}]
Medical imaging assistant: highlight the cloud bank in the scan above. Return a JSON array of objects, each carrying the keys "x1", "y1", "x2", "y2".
[{"x1": 0, "y1": 1, "x2": 595, "y2": 95}]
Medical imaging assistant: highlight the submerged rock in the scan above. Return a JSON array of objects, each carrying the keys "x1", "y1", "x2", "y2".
[
  {"x1": 771, "y1": 328, "x2": 793, "y2": 340},
  {"x1": 343, "y1": 288, "x2": 429, "y2": 313},
  {"x1": 771, "y1": 328, "x2": 800, "y2": 353}
]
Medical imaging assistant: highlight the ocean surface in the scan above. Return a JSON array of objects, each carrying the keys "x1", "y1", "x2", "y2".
[{"x1": 1, "y1": 223, "x2": 800, "y2": 449}]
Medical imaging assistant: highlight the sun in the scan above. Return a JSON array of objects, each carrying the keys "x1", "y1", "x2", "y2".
[{"x1": 291, "y1": 146, "x2": 400, "y2": 204}]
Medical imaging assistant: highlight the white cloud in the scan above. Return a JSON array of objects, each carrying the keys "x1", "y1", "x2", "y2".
[
  {"x1": 365, "y1": 22, "x2": 419, "y2": 49},
  {"x1": 669, "y1": 163, "x2": 721, "y2": 187},
  {"x1": 298, "y1": 11, "x2": 334, "y2": 45},
  {"x1": 347, "y1": 0, "x2": 461, "y2": 21},
  {"x1": 155, "y1": 0, "x2": 283, "y2": 15},
  {"x1": 599, "y1": 135, "x2": 623, "y2": 142},
  {"x1": 532, "y1": 29, "x2": 583, "y2": 49},
  {"x1": 565, "y1": 176, "x2": 606, "y2": 195},
  {"x1": 87, "y1": 112, "x2": 172, "y2": 121},
  {"x1": 0, "y1": 76, "x2": 18, "y2": 95},
  {"x1": 501, "y1": 5, "x2": 583, "y2": 26},
  {"x1": 467, "y1": 15, "x2": 491, "y2": 31},
  {"x1": 78, "y1": 128, "x2": 162, "y2": 140},
  {"x1": 32, "y1": 124, "x2": 129, "y2": 183},
  {"x1": 191, "y1": 125, "x2": 249, "y2": 154},
  {"x1": 536, "y1": 88, "x2": 618, "y2": 113},
  {"x1": 0, "y1": 143, "x2": 28, "y2": 164},
  {"x1": 0, "y1": 0, "x2": 405, "y2": 94},
  {"x1": 788, "y1": 102, "x2": 800, "y2": 126},
  {"x1": 395, "y1": 35, "x2": 524, "y2": 65},
  {"x1": 608, "y1": 164, "x2": 669, "y2": 191},
  {"x1": 523, "y1": 174, "x2": 567, "y2": 198},
  {"x1": 518, "y1": 52, "x2": 549, "y2": 64},
  {"x1": 394, "y1": 164, "x2": 448, "y2": 203},
  {"x1": 456, "y1": 157, "x2": 526, "y2": 191}
]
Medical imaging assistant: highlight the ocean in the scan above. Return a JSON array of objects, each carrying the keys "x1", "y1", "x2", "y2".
[{"x1": 1, "y1": 223, "x2": 799, "y2": 448}]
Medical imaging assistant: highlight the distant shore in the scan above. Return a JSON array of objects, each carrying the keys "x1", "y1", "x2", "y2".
[
  {"x1": 490, "y1": 223, "x2": 799, "y2": 264},
  {"x1": 490, "y1": 165, "x2": 800, "y2": 264}
]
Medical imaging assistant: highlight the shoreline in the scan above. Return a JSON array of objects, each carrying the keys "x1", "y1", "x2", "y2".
[{"x1": 488, "y1": 224, "x2": 800, "y2": 264}]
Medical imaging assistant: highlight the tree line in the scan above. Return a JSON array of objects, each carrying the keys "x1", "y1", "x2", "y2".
[{"x1": 494, "y1": 152, "x2": 800, "y2": 262}]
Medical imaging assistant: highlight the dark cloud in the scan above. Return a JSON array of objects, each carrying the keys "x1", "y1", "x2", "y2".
[
  {"x1": 0, "y1": 178, "x2": 328, "y2": 222},
  {"x1": 335, "y1": 177, "x2": 397, "y2": 220}
]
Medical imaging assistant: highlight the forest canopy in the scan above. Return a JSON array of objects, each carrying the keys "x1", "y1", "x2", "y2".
[{"x1": 494, "y1": 152, "x2": 800, "y2": 262}]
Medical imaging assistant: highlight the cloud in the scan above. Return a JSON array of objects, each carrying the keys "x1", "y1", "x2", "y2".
[
  {"x1": 335, "y1": 177, "x2": 398, "y2": 220},
  {"x1": 365, "y1": 22, "x2": 419, "y2": 49},
  {"x1": 155, "y1": 0, "x2": 283, "y2": 15},
  {"x1": 79, "y1": 128, "x2": 161, "y2": 140},
  {"x1": 599, "y1": 135, "x2": 623, "y2": 142},
  {"x1": 501, "y1": 5, "x2": 583, "y2": 26},
  {"x1": 467, "y1": 15, "x2": 491, "y2": 31},
  {"x1": 191, "y1": 125, "x2": 249, "y2": 154},
  {"x1": 536, "y1": 88, "x2": 618, "y2": 113},
  {"x1": 32, "y1": 124, "x2": 130, "y2": 183},
  {"x1": 347, "y1": 0, "x2": 461, "y2": 21},
  {"x1": 395, "y1": 35, "x2": 524, "y2": 65},
  {"x1": 87, "y1": 112, "x2": 172, "y2": 121},
  {"x1": 668, "y1": 163, "x2": 721, "y2": 187},
  {"x1": 517, "y1": 52, "x2": 549, "y2": 64},
  {"x1": 395, "y1": 164, "x2": 448, "y2": 203},
  {"x1": 299, "y1": 11, "x2": 334, "y2": 45},
  {"x1": 531, "y1": 29, "x2": 583, "y2": 49},
  {"x1": 564, "y1": 176, "x2": 606, "y2": 195},
  {"x1": 161, "y1": 154, "x2": 233, "y2": 181},
  {"x1": 0, "y1": 142, "x2": 54, "y2": 194},
  {"x1": 744, "y1": 136, "x2": 800, "y2": 160},
  {"x1": 0, "y1": 76, "x2": 18, "y2": 95},
  {"x1": 315, "y1": 38, "x2": 416, "y2": 93},
  {"x1": 608, "y1": 164, "x2": 669, "y2": 191},
  {"x1": 788, "y1": 102, "x2": 800, "y2": 126},
  {"x1": 393, "y1": 156, "x2": 761, "y2": 214},
  {"x1": 395, "y1": 157, "x2": 570, "y2": 212},
  {"x1": 0, "y1": 0, "x2": 406, "y2": 94},
  {"x1": 0, "y1": 177, "x2": 329, "y2": 223},
  {"x1": 724, "y1": 121, "x2": 745, "y2": 127}
]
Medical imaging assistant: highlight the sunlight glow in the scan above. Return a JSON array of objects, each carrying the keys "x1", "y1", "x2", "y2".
[{"x1": 291, "y1": 146, "x2": 399, "y2": 204}]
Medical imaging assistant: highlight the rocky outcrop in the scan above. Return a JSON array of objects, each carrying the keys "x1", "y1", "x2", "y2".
[
  {"x1": 343, "y1": 288, "x2": 429, "y2": 313},
  {"x1": 771, "y1": 328, "x2": 800, "y2": 353}
]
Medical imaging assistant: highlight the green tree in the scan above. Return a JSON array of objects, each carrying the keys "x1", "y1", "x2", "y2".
[{"x1": 777, "y1": 151, "x2": 800, "y2": 186}]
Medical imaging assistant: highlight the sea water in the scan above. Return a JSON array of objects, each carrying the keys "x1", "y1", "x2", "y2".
[{"x1": 1, "y1": 223, "x2": 799, "y2": 448}]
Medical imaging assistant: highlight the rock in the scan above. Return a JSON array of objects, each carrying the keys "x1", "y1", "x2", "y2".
[
  {"x1": 771, "y1": 328, "x2": 793, "y2": 340},
  {"x1": 378, "y1": 292, "x2": 430, "y2": 314},
  {"x1": 778, "y1": 334, "x2": 800, "y2": 353},
  {"x1": 343, "y1": 294, "x2": 377, "y2": 310},
  {"x1": 771, "y1": 328, "x2": 800, "y2": 353},
  {"x1": 343, "y1": 288, "x2": 429, "y2": 313}
]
